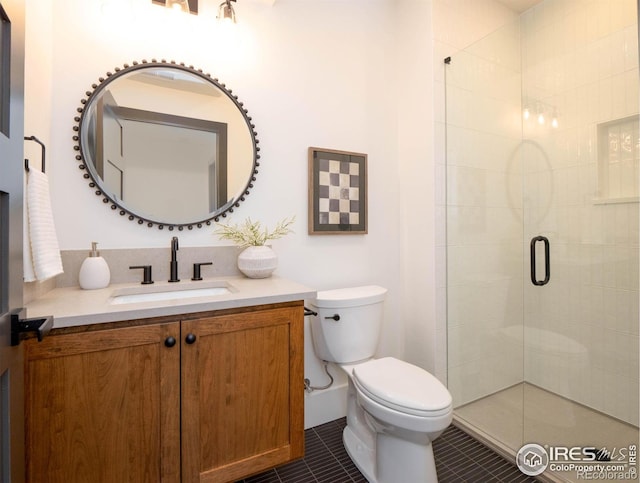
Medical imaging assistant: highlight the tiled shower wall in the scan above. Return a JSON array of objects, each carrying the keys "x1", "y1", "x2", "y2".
[
  {"x1": 444, "y1": 19, "x2": 525, "y2": 406},
  {"x1": 521, "y1": 0, "x2": 639, "y2": 426}
]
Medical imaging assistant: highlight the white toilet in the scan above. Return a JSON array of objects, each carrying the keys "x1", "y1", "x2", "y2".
[{"x1": 309, "y1": 285, "x2": 452, "y2": 483}]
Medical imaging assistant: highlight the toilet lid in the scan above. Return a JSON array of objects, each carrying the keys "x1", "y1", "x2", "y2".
[{"x1": 353, "y1": 358, "x2": 452, "y2": 417}]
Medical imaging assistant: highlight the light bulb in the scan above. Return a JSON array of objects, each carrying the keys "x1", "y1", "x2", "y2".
[
  {"x1": 217, "y1": 1, "x2": 237, "y2": 23},
  {"x1": 537, "y1": 113, "x2": 545, "y2": 125},
  {"x1": 551, "y1": 117, "x2": 558, "y2": 128},
  {"x1": 523, "y1": 107, "x2": 530, "y2": 120},
  {"x1": 166, "y1": 0, "x2": 190, "y2": 13}
]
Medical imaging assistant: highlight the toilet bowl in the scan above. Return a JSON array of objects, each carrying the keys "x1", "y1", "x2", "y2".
[{"x1": 309, "y1": 286, "x2": 453, "y2": 483}]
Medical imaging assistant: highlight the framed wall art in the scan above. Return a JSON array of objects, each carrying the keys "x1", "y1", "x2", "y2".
[{"x1": 308, "y1": 147, "x2": 367, "y2": 235}]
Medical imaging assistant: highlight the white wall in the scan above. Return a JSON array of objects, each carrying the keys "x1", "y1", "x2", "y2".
[
  {"x1": 24, "y1": 0, "x2": 53, "y2": 173},
  {"x1": 25, "y1": 0, "x2": 638, "y2": 432},
  {"x1": 23, "y1": 0, "x2": 521, "y2": 405},
  {"x1": 395, "y1": 0, "x2": 436, "y2": 378},
  {"x1": 24, "y1": 0, "x2": 406, "y2": 426}
]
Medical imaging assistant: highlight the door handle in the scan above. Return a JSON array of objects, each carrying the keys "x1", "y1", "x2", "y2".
[
  {"x1": 530, "y1": 236, "x2": 550, "y2": 286},
  {"x1": 10, "y1": 308, "x2": 54, "y2": 345}
]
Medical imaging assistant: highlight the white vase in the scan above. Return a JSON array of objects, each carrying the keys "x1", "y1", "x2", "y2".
[{"x1": 237, "y1": 245, "x2": 278, "y2": 279}]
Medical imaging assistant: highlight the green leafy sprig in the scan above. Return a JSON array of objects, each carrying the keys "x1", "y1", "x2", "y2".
[{"x1": 214, "y1": 216, "x2": 295, "y2": 248}]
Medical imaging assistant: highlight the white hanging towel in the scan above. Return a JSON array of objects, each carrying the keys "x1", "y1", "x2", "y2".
[{"x1": 24, "y1": 169, "x2": 63, "y2": 282}]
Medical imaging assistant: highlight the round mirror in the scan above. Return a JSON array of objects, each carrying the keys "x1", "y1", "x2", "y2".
[{"x1": 73, "y1": 60, "x2": 259, "y2": 230}]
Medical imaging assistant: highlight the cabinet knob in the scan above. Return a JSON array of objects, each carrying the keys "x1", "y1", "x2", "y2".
[
  {"x1": 185, "y1": 333, "x2": 197, "y2": 344},
  {"x1": 164, "y1": 336, "x2": 176, "y2": 348}
]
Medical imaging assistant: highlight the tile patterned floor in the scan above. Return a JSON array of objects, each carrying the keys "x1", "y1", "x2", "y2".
[{"x1": 238, "y1": 418, "x2": 540, "y2": 483}]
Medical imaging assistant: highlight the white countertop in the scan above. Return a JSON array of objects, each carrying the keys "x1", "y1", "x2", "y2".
[{"x1": 25, "y1": 276, "x2": 317, "y2": 329}]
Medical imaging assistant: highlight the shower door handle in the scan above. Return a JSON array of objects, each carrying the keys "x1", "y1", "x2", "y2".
[{"x1": 530, "y1": 236, "x2": 550, "y2": 286}]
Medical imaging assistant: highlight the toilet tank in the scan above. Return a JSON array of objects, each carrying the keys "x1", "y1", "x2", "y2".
[{"x1": 309, "y1": 285, "x2": 387, "y2": 364}]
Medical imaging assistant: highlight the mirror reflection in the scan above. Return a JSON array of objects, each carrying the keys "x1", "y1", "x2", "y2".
[{"x1": 78, "y1": 62, "x2": 257, "y2": 228}]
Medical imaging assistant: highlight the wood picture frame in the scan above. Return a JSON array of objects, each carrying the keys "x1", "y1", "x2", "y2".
[{"x1": 308, "y1": 147, "x2": 368, "y2": 235}]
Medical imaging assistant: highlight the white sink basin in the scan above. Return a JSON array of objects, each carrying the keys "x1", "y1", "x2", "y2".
[{"x1": 110, "y1": 282, "x2": 234, "y2": 305}]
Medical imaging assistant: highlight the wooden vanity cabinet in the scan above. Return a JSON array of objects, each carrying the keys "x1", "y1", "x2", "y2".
[{"x1": 24, "y1": 302, "x2": 304, "y2": 483}]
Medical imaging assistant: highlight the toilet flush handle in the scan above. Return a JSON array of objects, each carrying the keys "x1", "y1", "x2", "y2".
[{"x1": 324, "y1": 314, "x2": 340, "y2": 321}]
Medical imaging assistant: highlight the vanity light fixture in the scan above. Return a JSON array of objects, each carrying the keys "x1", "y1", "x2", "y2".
[
  {"x1": 217, "y1": 0, "x2": 237, "y2": 23},
  {"x1": 537, "y1": 104, "x2": 545, "y2": 125},
  {"x1": 166, "y1": 0, "x2": 190, "y2": 13},
  {"x1": 551, "y1": 110, "x2": 559, "y2": 128},
  {"x1": 152, "y1": 0, "x2": 197, "y2": 15},
  {"x1": 523, "y1": 98, "x2": 559, "y2": 129}
]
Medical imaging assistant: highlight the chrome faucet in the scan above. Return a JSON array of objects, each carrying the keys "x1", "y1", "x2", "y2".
[{"x1": 169, "y1": 236, "x2": 180, "y2": 282}]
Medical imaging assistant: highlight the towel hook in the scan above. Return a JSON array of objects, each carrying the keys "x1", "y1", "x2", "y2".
[{"x1": 24, "y1": 135, "x2": 46, "y2": 173}]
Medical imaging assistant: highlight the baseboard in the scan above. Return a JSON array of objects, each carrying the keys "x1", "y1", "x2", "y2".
[{"x1": 304, "y1": 382, "x2": 348, "y2": 429}]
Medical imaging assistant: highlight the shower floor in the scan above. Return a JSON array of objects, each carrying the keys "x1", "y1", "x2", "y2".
[{"x1": 456, "y1": 383, "x2": 639, "y2": 482}]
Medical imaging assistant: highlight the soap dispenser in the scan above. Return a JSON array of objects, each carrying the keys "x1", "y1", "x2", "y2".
[{"x1": 79, "y1": 242, "x2": 111, "y2": 290}]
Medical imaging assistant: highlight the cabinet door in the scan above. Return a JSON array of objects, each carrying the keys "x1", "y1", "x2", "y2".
[
  {"x1": 24, "y1": 322, "x2": 181, "y2": 483},
  {"x1": 181, "y1": 304, "x2": 304, "y2": 483}
]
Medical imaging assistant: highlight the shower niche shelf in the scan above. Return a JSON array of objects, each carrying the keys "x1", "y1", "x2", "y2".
[{"x1": 596, "y1": 115, "x2": 640, "y2": 204}]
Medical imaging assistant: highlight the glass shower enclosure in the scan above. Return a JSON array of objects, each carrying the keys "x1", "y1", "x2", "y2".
[{"x1": 445, "y1": 1, "x2": 639, "y2": 481}]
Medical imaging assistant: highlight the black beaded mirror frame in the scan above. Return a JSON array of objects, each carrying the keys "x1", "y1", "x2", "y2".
[{"x1": 72, "y1": 59, "x2": 260, "y2": 231}]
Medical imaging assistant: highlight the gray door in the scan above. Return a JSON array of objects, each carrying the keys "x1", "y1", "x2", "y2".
[{"x1": 0, "y1": 0, "x2": 25, "y2": 481}]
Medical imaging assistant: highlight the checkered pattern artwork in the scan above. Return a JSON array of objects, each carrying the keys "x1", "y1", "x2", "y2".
[
  {"x1": 309, "y1": 148, "x2": 367, "y2": 234},
  {"x1": 317, "y1": 159, "x2": 360, "y2": 225}
]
